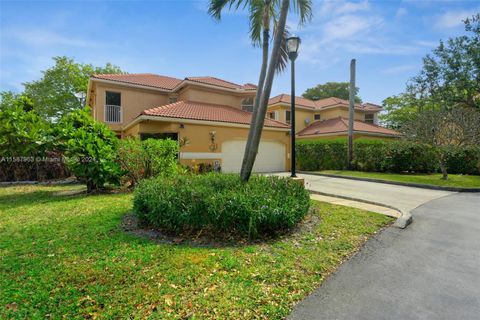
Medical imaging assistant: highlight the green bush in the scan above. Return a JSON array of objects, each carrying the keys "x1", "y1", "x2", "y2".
[
  {"x1": 117, "y1": 137, "x2": 179, "y2": 187},
  {"x1": 56, "y1": 107, "x2": 122, "y2": 192},
  {"x1": 296, "y1": 138, "x2": 478, "y2": 174},
  {"x1": 443, "y1": 146, "x2": 480, "y2": 175},
  {"x1": 296, "y1": 139, "x2": 348, "y2": 171},
  {"x1": 133, "y1": 174, "x2": 311, "y2": 239}
]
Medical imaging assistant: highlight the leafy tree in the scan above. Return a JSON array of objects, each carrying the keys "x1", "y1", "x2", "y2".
[
  {"x1": 0, "y1": 92, "x2": 49, "y2": 158},
  {"x1": 402, "y1": 108, "x2": 480, "y2": 180},
  {"x1": 209, "y1": 0, "x2": 312, "y2": 181},
  {"x1": 410, "y1": 14, "x2": 480, "y2": 110},
  {"x1": 23, "y1": 56, "x2": 124, "y2": 120},
  {"x1": 302, "y1": 82, "x2": 362, "y2": 103},
  {"x1": 55, "y1": 107, "x2": 123, "y2": 192},
  {"x1": 382, "y1": 14, "x2": 480, "y2": 129}
]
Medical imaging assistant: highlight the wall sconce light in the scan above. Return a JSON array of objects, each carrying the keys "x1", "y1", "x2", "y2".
[
  {"x1": 209, "y1": 131, "x2": 218, "y2": 151},
  {"x1": 179, "y1": 123, "x2": 185, "y2": 129}
]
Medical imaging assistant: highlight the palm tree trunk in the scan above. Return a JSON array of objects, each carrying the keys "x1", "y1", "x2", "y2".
[
  {"x1": 348, "y1": 59, "x2": 356, "y2": 169},
  {"x1": 240, "y1": 1, "x2": 271, "y2": 179},
  {"x1": 240, "y1": 0, "x2": 290, "y2": 181}
]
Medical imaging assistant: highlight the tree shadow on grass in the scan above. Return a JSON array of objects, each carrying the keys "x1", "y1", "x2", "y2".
[{"x1": 0, "y1": 185, "x2": 88, "y2": 211}]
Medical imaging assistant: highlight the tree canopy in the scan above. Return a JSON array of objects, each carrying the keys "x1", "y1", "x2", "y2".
[
  {"x1": 16, "y1": 56, "x2": 124, "y2": 120},
  {"x1": 381, "y1": 13, "x2": 480, "y2": 129},
  {"x1": 302, "y1": 82, "x2": 362, "y2": 103}
]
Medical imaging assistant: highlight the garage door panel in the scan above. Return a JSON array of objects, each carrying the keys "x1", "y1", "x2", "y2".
[{"x1": 221, "y1": 140, "x2": 285, "y2": 173}]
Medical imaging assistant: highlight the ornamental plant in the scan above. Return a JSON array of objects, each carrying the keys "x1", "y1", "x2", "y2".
[
  {"x1": 117, "y1": 137, "x2": 179, "y2": 187},
  {"x1": 55, "y1": 107, "x2": 122, "y2": 192}
]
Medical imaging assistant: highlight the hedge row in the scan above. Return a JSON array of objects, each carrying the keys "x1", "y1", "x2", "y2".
[
  {"x1": 296, "y1": 138, "x2": 480, "y2": 174},
  {"x1": 133, "y1": 173, "x2": 311, "y2": 239}
]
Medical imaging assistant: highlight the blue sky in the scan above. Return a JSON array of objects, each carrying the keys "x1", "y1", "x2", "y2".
[{"x1": 1, "y1": 0, "x2": 478, "y2": 104}]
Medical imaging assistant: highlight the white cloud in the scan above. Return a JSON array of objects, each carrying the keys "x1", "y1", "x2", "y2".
[
  {"x1": 381, "y1": 64, "x2": 418, "y2": 75},
  {"x1": 395, "y1": 8, "x2": 407, "y2": 18},
  {"x1": 323, "y1": 14, "x2": 383, "y2": 41},
  {"x1": 434, "y1": 10, "x2": 475, "y2": 29},
  {"x1": 319, "y1": 0, "x2": 371, "y2": 17},
  {"x1": 6, "y1": 29, "x2": 92, "y2": 47}
]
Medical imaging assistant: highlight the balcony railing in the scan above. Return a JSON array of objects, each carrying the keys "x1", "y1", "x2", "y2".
[{"x1": 105, "y1": 105, "x2": 122, "y2": 123}]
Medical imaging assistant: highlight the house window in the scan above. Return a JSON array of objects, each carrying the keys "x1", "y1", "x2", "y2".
[
  {"x1": 286, "y1": 110, "x2": 291, "y2": 124},
  {"x1": 314, "y1": 114, "x2": 321, "y2": 121},
  {"x1": 168, "y1": 97, "x2": 178, "y2": 104},
  {"x1": 268, "y1": 112, "x2": 276, "y2": 120},
  {"x1": 365, "y1": 113, "x2": 375, "y2": 124},
  {"x1": 241, "y1": 97, "x2": 254, "y2": 112},
  {"x1": 105, "y1": 91, "x2": 121, "y2": 123}
]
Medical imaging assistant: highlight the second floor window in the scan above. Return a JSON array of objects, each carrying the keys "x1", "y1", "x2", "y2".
[
  {"x1": 286, "y1": 110, "x2": 291, "y2": 123},
  {"x1": 314, "y1": 114, "x2": 321, "y2": 121},
  {"x1": 241, "y1": 97, "x2": 254, "y2": 112},
  {"x1": 365, "y1": 113, "x2": 375, "y2": 124},
  {"x1": 105, "y1": 91, "x2": 121, "y2": 123},
  {"x1": 268, "y1": 112, "x2": 276, "y2": 120}
]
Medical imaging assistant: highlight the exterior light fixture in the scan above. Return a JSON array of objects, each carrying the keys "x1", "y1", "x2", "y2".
[{"x1": 286, "y1": 36, "x2": 301, "y2": 178}]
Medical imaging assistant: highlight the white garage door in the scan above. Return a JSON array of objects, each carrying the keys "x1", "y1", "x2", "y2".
[{"x1": 221, "y1": 140, "x2": 286, "y2": 173}]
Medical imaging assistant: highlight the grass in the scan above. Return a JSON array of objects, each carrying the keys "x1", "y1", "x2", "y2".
[
  {"x1": 0, "y1": 184, "x2": 392, "y2": 319},
  {"x1": 320, "y1": 170, "x2": 480, "y2": 188}
]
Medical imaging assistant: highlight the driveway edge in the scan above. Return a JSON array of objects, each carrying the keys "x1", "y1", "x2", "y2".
[
  {"x1": 308, "y1": 190, "x2": 412, "y2": 229},
  {"x1": 300, "y1": 172, "x2": 480, "y2": 193}
]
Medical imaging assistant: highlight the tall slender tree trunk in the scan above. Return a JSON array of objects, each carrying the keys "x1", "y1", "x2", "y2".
[
  {"x1": 348, "y1": 59, "x2": 356, "y2": 169},
  {"x1": 240, "y1": 0, "x2": 290, "y2": 181},
  {"x1": 241, "y1": 1, "x2": 271, "y2": 179}
]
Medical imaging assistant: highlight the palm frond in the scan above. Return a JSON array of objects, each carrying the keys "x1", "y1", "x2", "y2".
[
  {"x1": 248, "y1": 0, "x2": 265, "y2": 46},
  {"x1": 292, "y1": 0, "x2": 313, "y2": 26},
  {"x1": 208, "y1": 0, "x2": 247, "y2": 20},
  {"x1": 275, "y1": 27, "x2": 290, "y2": 74}
]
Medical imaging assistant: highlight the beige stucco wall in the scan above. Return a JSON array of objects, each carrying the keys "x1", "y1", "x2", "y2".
[
  {"x1": 178, "y1": 86, "x2": 255, "y2": 109},
  {"x1": 91, "y1": 82, "x2": 170, "y2": 132},
  {"x1": 318, "y1": 107, "x2": 364, "y2": 121},
  {"x1": 125, "y1": 119, "x2": 291, "y2": 170}
]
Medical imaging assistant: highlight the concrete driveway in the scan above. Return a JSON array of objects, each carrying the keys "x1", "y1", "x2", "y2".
[{"x1": 292, "y1": 173, "x2": 453, "y2": 214}]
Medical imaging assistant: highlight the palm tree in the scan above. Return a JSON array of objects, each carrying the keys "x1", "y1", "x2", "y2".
[{"x1": 209, "y1": 0, "x2": 312, "y2": 181}]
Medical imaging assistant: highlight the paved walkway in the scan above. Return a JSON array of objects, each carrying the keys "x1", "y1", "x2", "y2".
[
  {"x1": 289, "y1": 192, "x2": 480, "y2": 320},
  {"x1": 310, "y1": 194, "x2": 400, "y2": 218}
]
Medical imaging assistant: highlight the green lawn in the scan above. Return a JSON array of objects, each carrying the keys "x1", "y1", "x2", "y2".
[
  {"x1": 320, "y1": 170, "x2": 480, "y2": 188},
  {"x1": 0, "y1": 184, "x2": 392, "y2": 319}
]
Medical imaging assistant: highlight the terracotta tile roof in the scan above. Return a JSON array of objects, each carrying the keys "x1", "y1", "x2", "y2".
[
  {"x1": 185, "y1": 76, "x2": 253, "y2": 90},
  {"x1": 297, "y1": 117, "x2": 399, "y2": 137},
  {"x1": 92, "y1": 73, "x2": 182, "y2": 90},
  {"x1": 268, "y1": 94, "x2": 383, "y2": 111},
  {"x1": 142, "y1": 100, "x2": 289, "y2": 128},
  {"x1": 268, "y1": 94, "x2": 317, "y2": 109},
  {"x1": 92, "y1": 73, "x2": 257, "y2": 92}
]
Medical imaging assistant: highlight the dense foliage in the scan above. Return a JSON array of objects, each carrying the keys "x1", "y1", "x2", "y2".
[
  {"x1": 302, "y1": 82, "x2": 362, "y2": 103},
  {"x1": 381, "y1": 14, "x2": 480, "y2": 129},
  {"x1": 0, "y1": 93, "x2": 68, "y2": 181},
  {"x1": 133, "y1": 174, "x2": 311, "y2": 239},
  {"x1": 296, "y1": 138, "x2": 480, "y2": 175},
  {"x1": 55, "y1": 108, "x2": 122, "y2": 192},
  {"x1": 117, "y1": 137, "x2": 179, "y2": 187}
]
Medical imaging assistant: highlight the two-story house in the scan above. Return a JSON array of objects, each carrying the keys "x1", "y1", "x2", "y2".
[
  {"x1": 86, "y1": 73, "x2": 290, "y2": 173},
  {"x1": 267, "y1": 94, "x2": 399, "y2": 139}
]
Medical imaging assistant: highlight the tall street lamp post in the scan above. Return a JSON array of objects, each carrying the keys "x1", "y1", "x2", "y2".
[{"x1": 286, "y1": 36, "x2": 301, "y2": 178}]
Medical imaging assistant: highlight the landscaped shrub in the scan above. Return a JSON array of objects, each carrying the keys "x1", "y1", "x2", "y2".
[
  {"x1": 296, "y1": 138, "x2": 477, "y2": 174},
  {"x1": 117, "y1": 137, "x2": 179, "y2": 187},
  {"x1": 55, "y1": 107, "x2": 123, "y2": 192},
  {"x1": 443, "y1": 146, "x2": 480, "y2": 175},
  {"x1": 133, "y1": 173, "x2": 311, "y2": 239},
  {"x1": 296, "y1": 138, "x2": 348, "y2": 171}
]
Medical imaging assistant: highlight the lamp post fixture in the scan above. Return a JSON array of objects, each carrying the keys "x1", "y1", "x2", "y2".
[{"x1": 286, "y1": 36, "x2": 300, "y2": 178}]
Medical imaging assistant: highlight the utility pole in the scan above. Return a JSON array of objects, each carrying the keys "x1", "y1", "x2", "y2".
[{"x1": 348, "y1": 59, "x2": 356, "y2": 169}]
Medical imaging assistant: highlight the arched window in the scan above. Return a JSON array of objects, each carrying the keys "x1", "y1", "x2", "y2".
[{"x1": 241, "y1": 97, "x2": 254, "y2": 112}]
